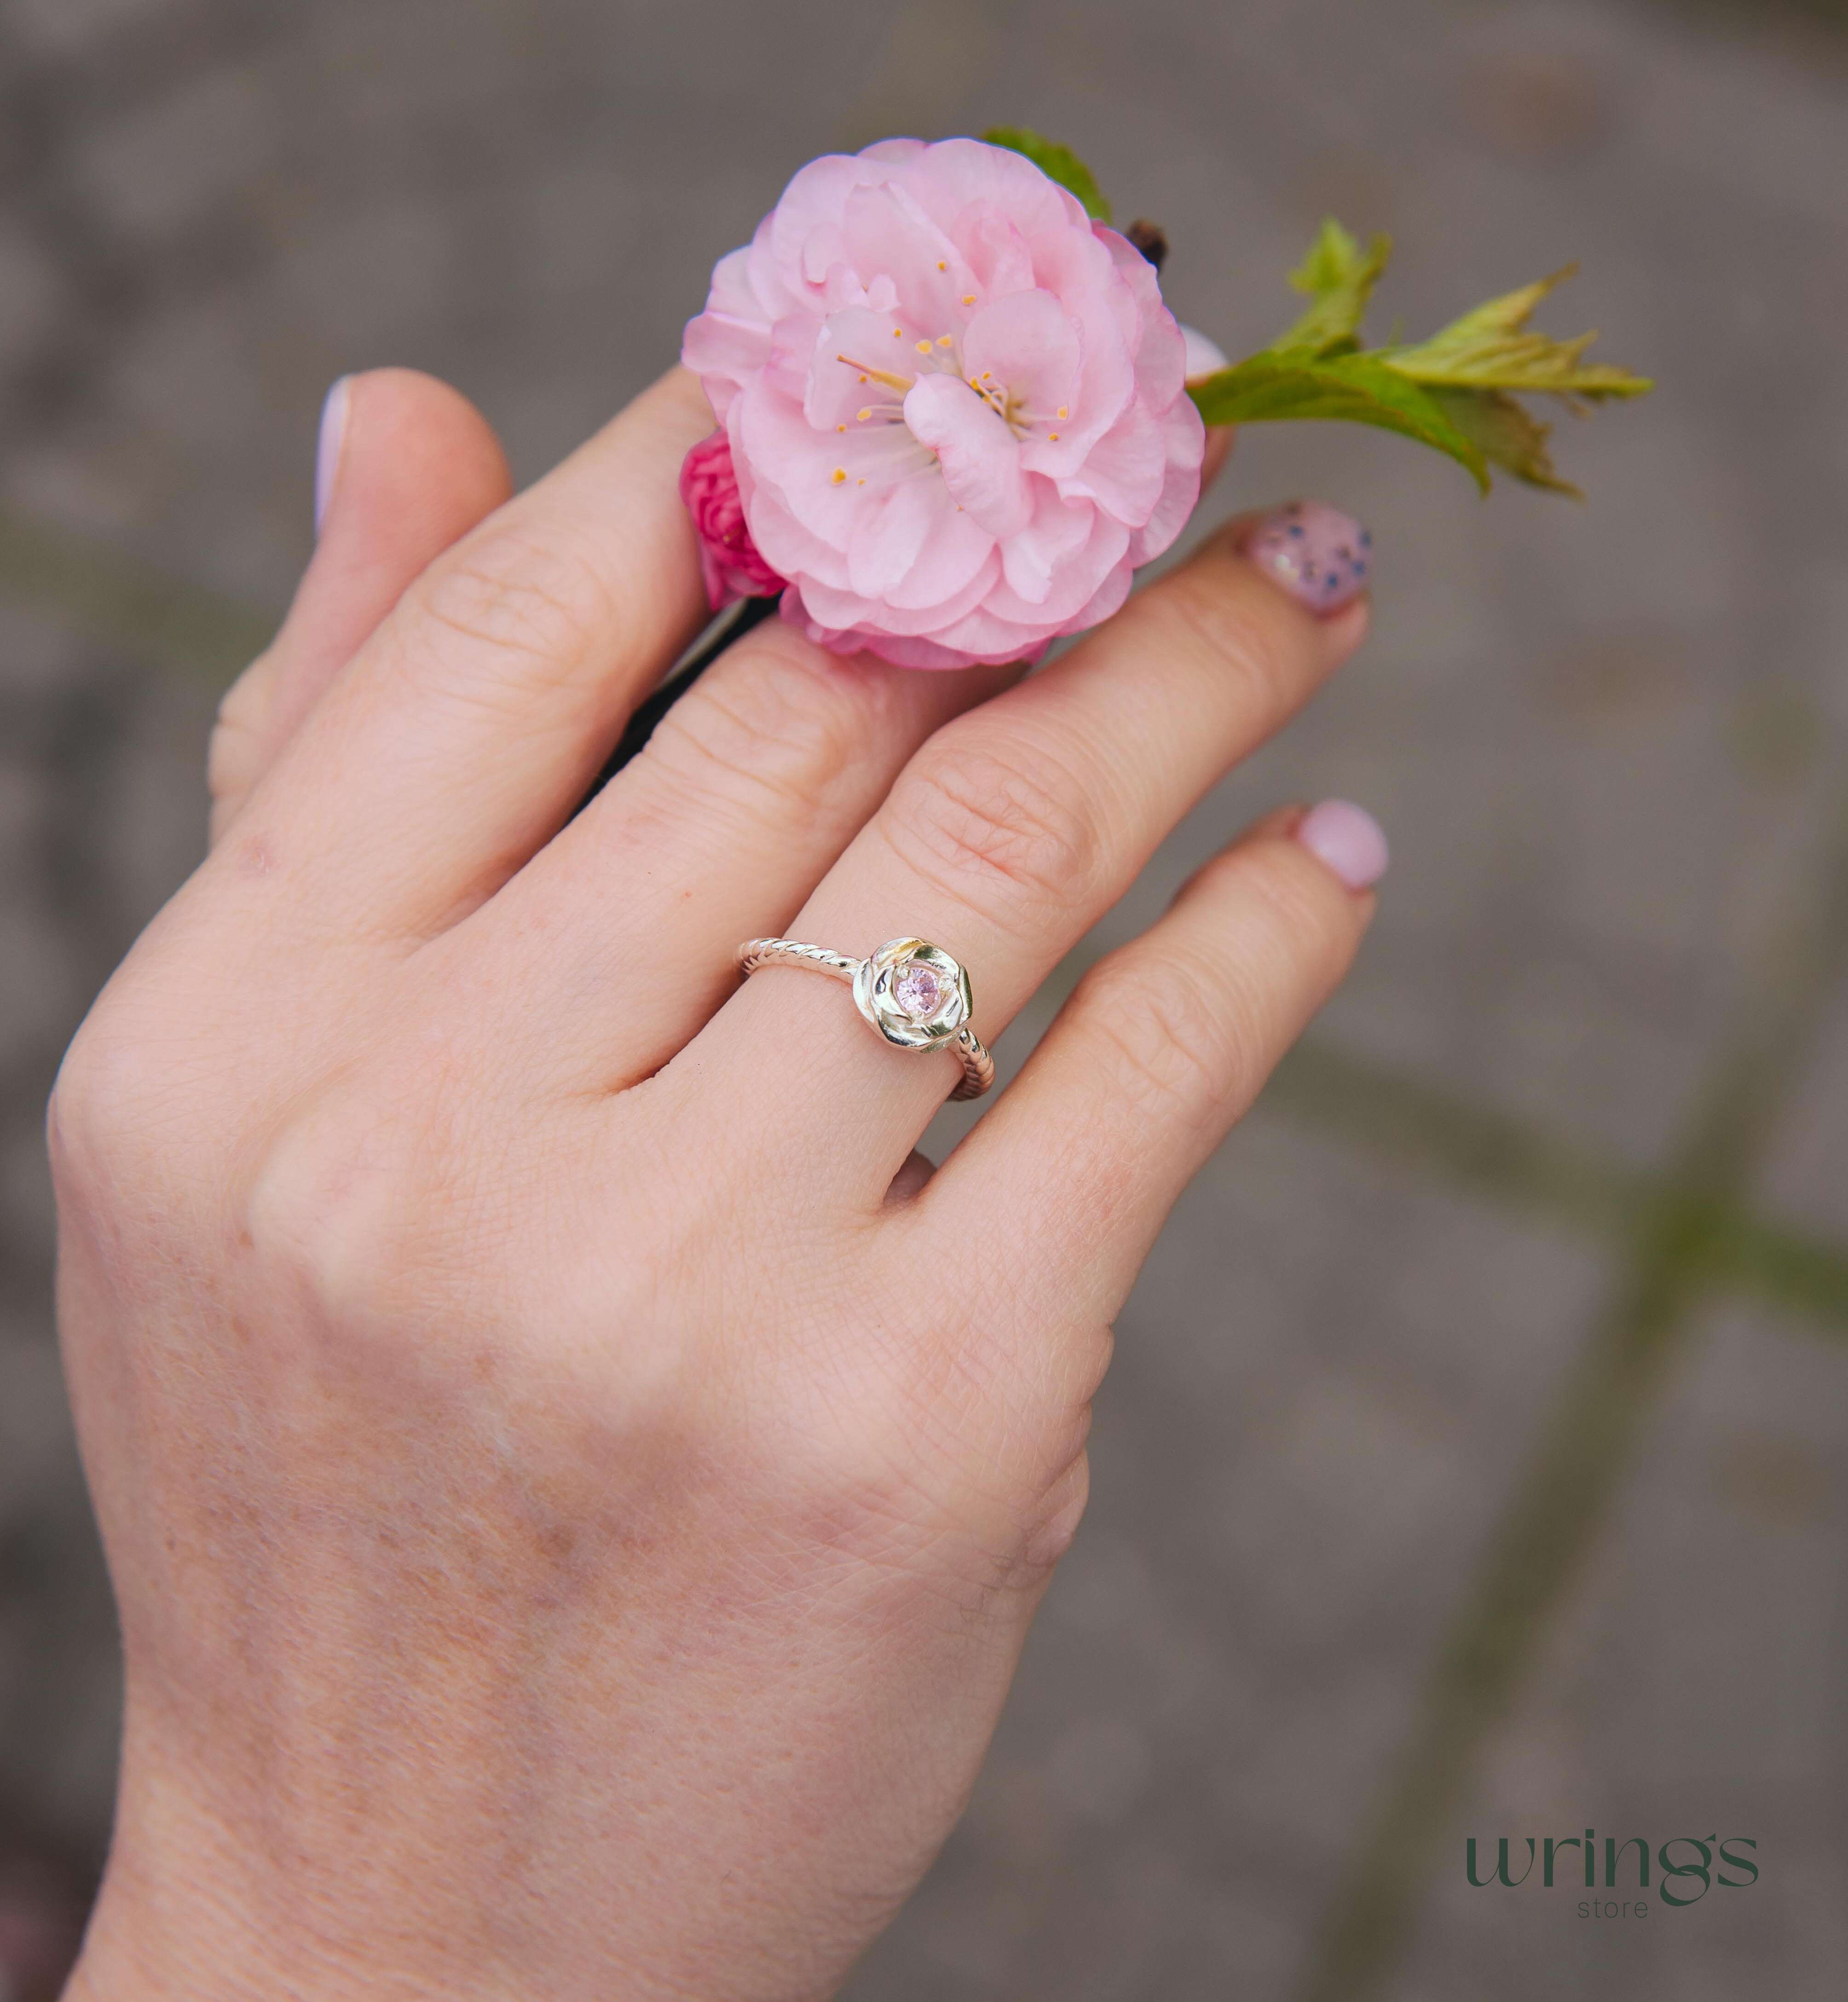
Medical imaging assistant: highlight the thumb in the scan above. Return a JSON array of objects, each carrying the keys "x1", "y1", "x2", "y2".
[{"x1": 209, "y1": 368, "x2": 513, "y2": 841}]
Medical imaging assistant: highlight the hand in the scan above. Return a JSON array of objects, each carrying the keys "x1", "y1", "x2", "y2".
[{"x1": 52, "y1": 366, "x2": 1376, "y2": 2000}]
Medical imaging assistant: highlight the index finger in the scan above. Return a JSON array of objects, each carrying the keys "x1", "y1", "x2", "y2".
[{"x1": 212, "y1": 367, "x2": 716, "y2": 945}]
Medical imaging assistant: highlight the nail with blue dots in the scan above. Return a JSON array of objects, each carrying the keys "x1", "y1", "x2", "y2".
[{"x1": 1242, "y1": 501, "x2": 1373, "y2": 616}]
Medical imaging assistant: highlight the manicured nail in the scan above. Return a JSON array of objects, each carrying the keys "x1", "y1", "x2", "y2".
[
  {"x1": 314, "y1": 376, "x2": 351, "y2": 535},
  {"x1": 1180, "y1": 323, "x2": 1229, "y2": 381},
  {"x1": 1296, "y1": 799, "x2": 1389, "y2": 891},
  {"x1": 1243, "y1": 501, "x2": 1371, "y2": 614}
]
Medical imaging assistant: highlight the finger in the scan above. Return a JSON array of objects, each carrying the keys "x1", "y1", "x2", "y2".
[
  {"x1": 208, "y1": 370, "x2": 512, "y2": 844},
  {"x1": 214, "y1": 366, "x2": 716, "y2": 942},
  {"x1": 452, "y1": 424, "x2": 1249, "y2": 1088},
  {"x1": 885, "y1": 1149, "x2": 936, "y2": 1205},
  {"x1": 693, "y1": 501, "x2": 1374, "y2": 1197},
  {"x1": 925, "y1": 799, "x2": 1385, "y2": 1320},
  {"x1": 448, "y1": 619, "x2": 1019, "y2": 1090}
]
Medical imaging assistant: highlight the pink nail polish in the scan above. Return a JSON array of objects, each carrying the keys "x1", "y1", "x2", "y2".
[
  {"x1": 1296, "y1": 799, "x2": 1389, "y2": 891},
  {"x1": 314, "y1": 376, "x2": 351, "y2": 535},
  {"x1": 1244, "y1": 501, "x2": 1372, "y2": 614}
]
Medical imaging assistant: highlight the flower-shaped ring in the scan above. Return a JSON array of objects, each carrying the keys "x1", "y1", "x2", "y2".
[{"x1": 735, "y1": 935, "x2": 994, "y2": 1100}]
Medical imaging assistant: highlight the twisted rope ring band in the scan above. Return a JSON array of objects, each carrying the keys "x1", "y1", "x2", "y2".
[{"x1": 737, "y1": 936, "x2": 995, "y2": 1101}]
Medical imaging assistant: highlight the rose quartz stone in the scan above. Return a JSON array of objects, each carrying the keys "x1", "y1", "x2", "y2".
[{"x1": 894, "y1": 963, "x2": 945, "y2": 1017}]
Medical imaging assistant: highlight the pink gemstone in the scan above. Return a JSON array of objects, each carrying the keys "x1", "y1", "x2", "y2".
[{"x1": 893, "y1": 961, "x2": 945, "y2": 1017}]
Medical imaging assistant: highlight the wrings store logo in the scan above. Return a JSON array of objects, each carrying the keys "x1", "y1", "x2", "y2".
[{"x1": 1466, "y1": 1831, "x2": 1759, "y2": 1917}]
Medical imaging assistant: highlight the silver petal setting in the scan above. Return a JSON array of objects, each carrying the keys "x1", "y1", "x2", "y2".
[{"x1": 853, "y1": 937, "x2": 973, "y2": 1051}]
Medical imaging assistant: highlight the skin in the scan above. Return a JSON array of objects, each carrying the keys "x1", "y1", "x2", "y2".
[{"x1": 52, "y1": 366, "x2": 1369, "y2": 2001}]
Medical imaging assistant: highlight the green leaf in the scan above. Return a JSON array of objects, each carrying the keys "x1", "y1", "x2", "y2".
[
  {"x1": 981, "y1": 126, "x2": 1112, "y2": 222},
  {"x1": 1274, "y1": 217, "x2": 1392, "y2": 358},
  {"x1": 1382, "y1": 269, "x2": 1653, "y2": 400},
  {"x1": 1427, "y1": 388, "x2": 1581, "y2": 497},
  {"x1": 1188, "y1": 352, "x2": 1490, "y2": 492}
]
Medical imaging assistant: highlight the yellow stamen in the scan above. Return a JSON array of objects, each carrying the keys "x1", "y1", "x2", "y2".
[
  {"x1": 856, "y1": 407, "x2": 872, "y2": 421},
  {"x1": 837, "y1": 355, "x2": 915, "y2": 393},
  {"x1": 892, "y1": 327, "x2": 903, "y2": 338},
  {"x1": 837, "y1": 423, "x2": 846, "y2": 432},
  {"x1": 915, "y1": 339, "x2": 933, "y2": 354},
  {"x1": 962, "y1": 293, "x2": 976, "y2": 305},
  {"x1": 1049, "y1": 433, "x2": 1059, "y2": 441},
  {"x1": 936, "y1": 260, "x2": 947, "y2": 271},
  {"x1": 831, "y1": 468, "x2": 846, "y2": 484},
  {"x1": 1057, "y1": 405, "x2": 1068, "y2": 418},
  {"x1": 936, "y1": 334, "x2": 953, "y2": 347}
]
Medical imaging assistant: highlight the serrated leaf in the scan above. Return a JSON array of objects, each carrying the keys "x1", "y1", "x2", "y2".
[
  {"x1": 1188, "y1": 353, "x2": 1490, "y2": 492},
  {"x1": 1274, "y1": 217, "x2": 1392, "y2": 358},
  {"x1": 980, "y1": 126, "x2": 1112, "y2": 222},
  {"x1": 1383, "y1": 269, "x2": 1652, "y2": 399},
  {"x1": 1428, "y1": 388, "x2": 1581, "y2": 496}
]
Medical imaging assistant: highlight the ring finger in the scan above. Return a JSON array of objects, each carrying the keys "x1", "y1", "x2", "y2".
[
  {"x1": 441, "y1": 619, "x2": 1019, "y2": 1090},
  {"x1": 683, "y1": 503, "x2": 1372, "y2": 1196}
]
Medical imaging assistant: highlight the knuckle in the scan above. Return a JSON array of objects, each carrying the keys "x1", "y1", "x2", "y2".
[
  {"x1": 645, "y1": 633, "x2": 875, "y2": 829},
  {"x1": 46, "y1": 1019, "x2": 127, "y2": 1209},
  {"x1": 1152, "y1": 561, "x2": 1300, "y2": 719},
  {"x1": 206, "y1": 654, "x2": 277, "y2": 807},
  {"x1": 49, "y1": 992, "x2": 180, "y2": 1205},
  {"x1": 47, "y1": 1000, "x2": 239, "y2": 1267},
  {"x1": 240, "y1": 1082, "x2": 446, "y2": 1344},
  {"x1": 1078, "y1": 951, "x2": 1252, "y2": 1127},
  {"x1": 748, "y1": 1292, "x2": 1096, "y2": 1609},
  {"x1": 242, "y1": 1099, "x2": 388, "y2": 1333},
  {"x1": 406, "y1": 527, "x2": 612, "y2": 696},
  {"x1": 885, "y1": 730, "x2": 1101, "y2": 915}
]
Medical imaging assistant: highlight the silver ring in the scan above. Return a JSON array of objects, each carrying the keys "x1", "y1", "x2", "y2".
[{"x1": 736, "y1": 935, "x2": 995, "y2": 1101}]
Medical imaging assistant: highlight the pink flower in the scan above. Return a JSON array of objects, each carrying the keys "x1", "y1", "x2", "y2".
[
  {"x1": 679, "y1": 429, "x2": 787, "y2": 608},
  {"x1": 681, "y1": 137, "x2": 1205, "y2": 670}
]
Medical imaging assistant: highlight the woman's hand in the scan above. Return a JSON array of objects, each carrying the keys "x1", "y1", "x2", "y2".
[{"x1": 52, "y1": 366, "x2": 1377, "y2": 2001}]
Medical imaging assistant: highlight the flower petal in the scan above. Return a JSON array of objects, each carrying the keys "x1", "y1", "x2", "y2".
[
  {"x1": 885, "y1": 495, "x2": 997, "y2": 610},
  {"x1": 1059, "y1": 398, "x2": 1167, "y2": 527},
  {"x1": 903, "y1": 373, "x2": 1031, "y2": 539},
  {"x1": 958, "y1": 209, "x2": 1038, "y2": 306},
  {"x1": 1126, "y1": 392, "x2": 1206, "y2": 565},
  {"x1": 806, "y1": 305, "x2": 921, "y2": 430},
  {"x1": 847, "y1": 470, "x2": 946, "y2": 601},
  {"x1": 982, "y1": 509, "x2": 1131, "y2": 626},
  {"x1": 840, "y1": 180, "x2": 977, "y2": 334},
  {"x1": 999, "y1": 481, "x2": 1093, "y2": 605},
  {"x1": 961, "y1": 289, "x2": 1080, "y2": 436}
]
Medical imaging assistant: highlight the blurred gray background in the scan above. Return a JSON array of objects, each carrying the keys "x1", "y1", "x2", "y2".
[{"x1": 3, "y1": 0, "x2": 1847, "y2": 1996}]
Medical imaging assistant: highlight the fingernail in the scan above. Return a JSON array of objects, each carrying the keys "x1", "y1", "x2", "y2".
[
  {"x1": 314, "y1": 376, "x2": 351, "y2": 535},
  {"x1": 1295, "y1": 798, "x2": 1389, "y2": 891},
  {"x1": 1180, "y1": 323, "x2": 1229, "y2": 381},
  {"x1": 1242, "y1": 501, "x2": 1372, "y2": 614}
]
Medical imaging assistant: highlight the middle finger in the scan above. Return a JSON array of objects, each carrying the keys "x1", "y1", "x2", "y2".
[{"x1": 687, "y1": 509, "x2": 1370, "y2": 1198}]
